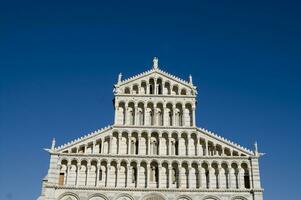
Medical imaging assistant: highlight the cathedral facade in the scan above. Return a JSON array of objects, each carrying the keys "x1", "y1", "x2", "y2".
[{"x1": 38, "y1": 58, "x2": 264, "y2": 200}]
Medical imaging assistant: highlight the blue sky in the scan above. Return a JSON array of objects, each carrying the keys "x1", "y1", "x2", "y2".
[{"x1": 0, "y1": 1, "x2": 300, "y2": 199}]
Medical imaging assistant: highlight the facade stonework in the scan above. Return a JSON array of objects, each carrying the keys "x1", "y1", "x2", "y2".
[{"x1": 38, "y1": 58, "x2": 264, "y2": 200}]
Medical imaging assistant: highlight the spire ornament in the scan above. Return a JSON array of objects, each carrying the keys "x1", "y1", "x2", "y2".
[
  {"x1": 51, "y1": 138, "x2": 56, "y2": 150},
  {"x1": 189, "y1": 74, "x2": 193, "y2": 85},
  {"x1": 153, "y1": 57, "x2": 159, "y2": 69},
  {"x1": 118, "y1": 73, "x2": 122, "y2": 84}
]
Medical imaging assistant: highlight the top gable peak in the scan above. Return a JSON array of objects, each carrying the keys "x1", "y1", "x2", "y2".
[{"x1": 152, "y1": 57, "x2": 159, "y2": 70}]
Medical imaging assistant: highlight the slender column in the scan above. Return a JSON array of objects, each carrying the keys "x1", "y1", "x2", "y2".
[
  {"x1": 181, "y1": 104, "x2": 185, "y2": 126},
  {"x1": 127, "y1": 164, "x2": 131, "y2": 187},
  {"x1": 168, "y1": 135, "x2": 172, "y2": 155},
  {"x1": 146, "y1": 163, "x2": 150, "y2": 188},
  {"x1": 192, "y1": 106, "x2": 196, "y2": 126},
  {"x1": 106, "y1": 163, "x2": 110, "y2": 187},
  {"x1": 92, "y1": 141, "x2": 95, "y2": 154},
  {"x1": 238, "y1": 167, "x2": 244, "y2": 189},
  {"x1": 158, "y1": 166, "x2": 161, "y2": 188},
  {"x1": 125, "y1": 104, "x2": 128, "y2": 125},
  {"x1": 158, "y1": 133, "x2": 162, "y2": 155},
  {"x1": 116, "y1": 163, "x2": 120, "y2": 187},
  {"x1": 114, "y1": 101, "x2": 118, "y2": 124},
  {"x1": 96, "y1": 164, "x2": 100, "y2": 186},
  {"x1": 196, "y1": 135, "x2": 200, "y2": 156},
  {"x1": 146, "y1": 83, "x2": 149, "y2": 95},
  {"x1": 66, "y1": 164, "x2": 71, "y2": 185},
  {"x1": 197, "y1": 164, "x2": 202, "y2": 188},
  {"x1": 162, "y1": 104, "x2": 166, "y2": 126},
  {"x1": 76, "y1": 164, "x2": 80, "y2": 186},
  {"x1": 84, "y1": 145, "x2": 87, "y2": 154},
  {"x1": 188, "y1": 166, "x2": 192, "y2": 188},
  {"x1": 144, "y1": 104, "x2": 147, "y2": 125},
  {"x1": 172, "y1": 104, "x2": 176, "y2": 126},
  {"x1": 118, "y1": 134, "x2": 121, "y2": 154},
  {"x1": 178, "y1": 166, "x2": 182, "y2": 188},
  {"x1": 154, "y1": 78, "x2": 157, "y2": 94},
  {"x1": 187, "y1": 133, "x2": 191, "y2": 156},
  {"x1": 204, "y1": 139, "x2": 207, "y2": 156},
  {"x1": 136, "y1": 164, "x2": 140, "y2": 188},
  {"x1": 86, "y1": 164, "x2": 91, "y2": 186},
  {"x1": 208, "y1": 166, "x2": 214, "y2": 189},
  {"x1": 128, "y1": 133, "x2": 132, "y2": 155},
  {"x1": 207, "y1": 140, "x2": 210, "y2": 156},
  {"x1": 134, "y1": 104, "x2": 138, "y2": 126},
  {"x1": 137, "y1": 135, "x2": 141, "y2": 155},
  {"x1": 147, "y1": 133, "x2": 151, "y2": 155},
  {"x1": 217, "y1": 167, "x2": 222, "y2": 189},
  {"x1": 168, "y1": 165, "x2": 172, "y2": 188},
  {"x1": 153, "y1": 104, "x2": 157, "y2": 125}
]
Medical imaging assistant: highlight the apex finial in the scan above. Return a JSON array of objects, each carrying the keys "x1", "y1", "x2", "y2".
[
  {"x1": 153, "y1": 57, "x2": 159, "y2": 69},
  {"x1": 51, "y1": 138, "x2": 56, "y2": 150},
  {"x1": 118, "y1": 73, "x2": 122, "y2": 83},
  {"x1": 254, "y1": 141, "x2": 258, "y2": 156},
  {"x1": 189, "y1": 74, "x2": 193, "y2": 84}
]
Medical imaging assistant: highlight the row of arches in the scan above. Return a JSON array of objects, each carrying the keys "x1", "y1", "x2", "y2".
[
  {"x1": 66, "y1": 131, "x2": 244, "y2": 157},
  {"x1": 122, "y1": 77, "x2": 194, "y2": 96},
  {"x1": 59, "y1": 192, "x2": 249, "y2": 200},
  {"x1": 115, "y1": 101, "x2": 195, "y2": 127},
  {"x1": 59, "y1": 159, "x2": 251, "y2": 190}
]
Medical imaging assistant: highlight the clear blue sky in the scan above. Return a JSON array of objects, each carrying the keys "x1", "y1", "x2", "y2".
[{"x1": 0, "y1": 1, "x2": 300, "y2": 199}]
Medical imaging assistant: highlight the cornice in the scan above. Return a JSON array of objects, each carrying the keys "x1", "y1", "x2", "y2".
[
  {"x1": 56, "y1": 153, "x2": 252, "y2": 160},
  {"x1": 116, "y1": 68, "x2": 196, "y2": 91},
  {"x1": 46, "y1": 184, "x2": 263, "y2": 193},
  {"x1": 114, "y1": 94, "x2": 197, "y2": 99},
  {"x1": 197, "y1": 128, "x2": 254, "y2": 156},
  {"x1": 55, "y1": 125, "x2": 113, "y2": 151}
]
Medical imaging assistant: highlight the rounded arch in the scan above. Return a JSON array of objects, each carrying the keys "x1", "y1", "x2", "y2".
[
  {"x1": 88, "y1": 193, "x2": 109, "y2": 200},
  {"x1": 58, "y1": 192, "x2": 80, "y2": 200},
  {"x1": 231, "y1": 196, "x2": 248, "y2": 200},
  {"x1": 114, "y1": 193, "x2": 135, "y2": 200},
  {"x1": 177, "y1": 195, "x2": 192, "y2": 200},
  {"x1": 140, "y1": 193, "x2": 167, "y2": 200},
  {"x1": 201, "y1": 195, "x2": 221, "y2": 200}
]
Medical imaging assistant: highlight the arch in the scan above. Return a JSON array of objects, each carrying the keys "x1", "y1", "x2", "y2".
[
  {"x1": 157, "y1": 78, "x2": 163, "y2": 95},
  {"x1": 141, "y1": 81, "x2": 147, "y2": 94},
  {"x1": 146, "y1": 102, "x2": 155, "y2": 126},
  {"x1": 132, "y1": 84, "x2": 139, "y2": 94},
  {"x1": 137, "y1": 102, "x2": 145, "y2": 126},
  {"x1": 177, "y1": 195, "x2": 192, "y2": 200},
  {"x1": 172, "y1": 85, "x2": 179, "y2": 95},
  {"x1": 88, "y1": 194, "x2": 109, "y2": 200},
  {"x1": 149, "y1": 78, "x2": 155, "y2": 94},
  {"x1": 175, "y1": 103, "x2": 183, "y2": 126},
  {"x1": 58, "y1": 192, "x2": 80, "y2": 200},
  {"x1": 164, "y1": 81, "x2": 171, "y2": 95},
  {"x1": 165, "y1": 103, "x2": 173, "y2": 126},
  {"x1": 202, "y1": 196, "x2": 221, "y2": 200},
  {"x1": 141, "y1": 193, "x2": 167, "y2": 200},
  {"x1": 231, "y1": 196, "x2": 248, "y2": 200},
  {"x1": 156, "y1": 103, "x2": 164, "y2": 126},
  {"x1": 117, "y1": 101, "x2": 126, "y2": 125},
  {"x1": 184, "y1": 103, "x2": 193, "y2": 126},
  {"x1": 180, "y1": 88, "x2": 187, "y2": 95},
  {"x1": 124, "y1": 87, "x2": 130, "y2": 94},
  {"x1": 114, "y1": 193, "x2": 135, "y2": 200},
  {"x1": 128, "y1": 102, "x2": 135, "y2": 125}
]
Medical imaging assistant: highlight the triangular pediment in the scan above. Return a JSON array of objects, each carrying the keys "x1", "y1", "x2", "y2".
[
  {"x1": 114, "y1": 68, "x2": 197, "y2": 96},
  {"x1": 54, "y1": 125, "x2": 253, "y2": 157}
]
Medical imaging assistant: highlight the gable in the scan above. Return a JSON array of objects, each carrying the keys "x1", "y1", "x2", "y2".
[
  {"x1": 54, "y1": 125, "x2": 253, "y2": 157},
  {"x1": 114, "y1": 68, "x2": 197, "y2": 96}
]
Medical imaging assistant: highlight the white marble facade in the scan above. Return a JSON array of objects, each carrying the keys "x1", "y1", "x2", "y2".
[{"x1": 38, "y1": 58, "x2": 263, "y2": 200}]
